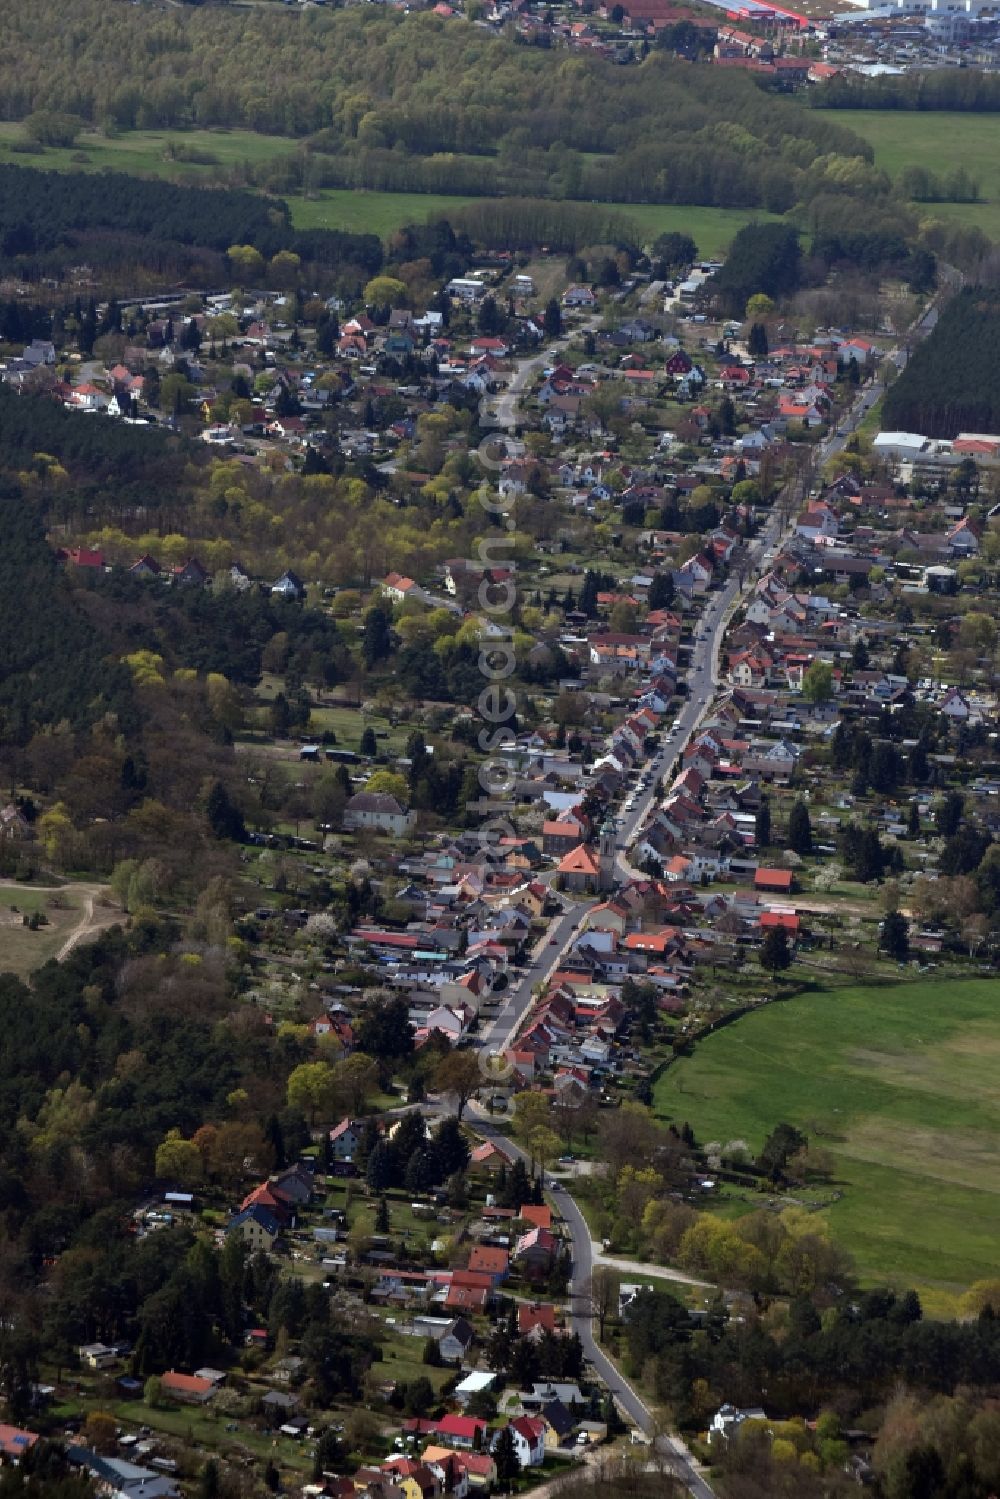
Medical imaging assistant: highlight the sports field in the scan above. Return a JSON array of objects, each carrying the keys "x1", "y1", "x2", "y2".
[
  {"x1": 655, "y1": 978, "x2": 1000, "y2": 1305},
  {"x1": 833, "y1": 109, "x2": 1000, "y2": 239}
]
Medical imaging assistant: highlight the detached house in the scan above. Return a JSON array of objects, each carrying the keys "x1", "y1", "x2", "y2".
[
  {"x1": 344, "y1": 792, "x2": 417, "y2": 837},
  {"x1": 495, "y1": 1417, "x2": 546, "y2": 1469},
  {"x1": 226, "y1": 1204, "x2": 280, "y2": 1252},
  {"x1": 795, "y1": 502, "x2": 838, "y2": 543},
  {"x1": 435, "y1": 1415, "x2": 489, "y2": 1450}
]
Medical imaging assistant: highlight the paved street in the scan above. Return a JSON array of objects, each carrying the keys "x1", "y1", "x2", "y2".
[{"x1": 463, "y1": 294, "x2": 949, "y2": 1495}]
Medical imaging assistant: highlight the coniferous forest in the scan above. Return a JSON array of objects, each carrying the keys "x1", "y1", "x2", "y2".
[{"x1": 882, "y1": 289, "x2": 1000, "y2": 438}]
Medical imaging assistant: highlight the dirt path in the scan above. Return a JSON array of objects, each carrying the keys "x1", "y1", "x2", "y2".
[
  {"x1": 590, "y1": 1247, "x2": 711, "y2": 1290},
  {"x1": 56, "y1": 887, "x2": 122, "y2": 959},
  {"x1": 788, "y1": 895, "x2": 886, "y2": 919},
  {"x1": 0, "y1": 881, "x2": 121, "y2": 961}
]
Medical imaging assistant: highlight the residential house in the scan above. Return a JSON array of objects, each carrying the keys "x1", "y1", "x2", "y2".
[
  {"x1": 78, "y1": 1344, "x2": 118, "y2": 1371},
  {"x1": 272, "y1": 569, "x2": 306, "y2": 600},
  {"x1": 795, "y1": 502, "x2": 838, "y2": 543},
  {"x1": 495, "y1": 1416, "x2": 546, "y2": 1468},
  {"x1": 226, "y1": 1204, "x2": 280, "y2": 1252},
  {"x1": 423, "y1": 1447, "x2": 493, "y2": 1492},
  {"x1": 434, "y1": 1415, "x2": 489, "y2": 1450},
  {"x1": 381, "y1": 1459, "x2": 441, "y2": 1499},
  {"x1": 540, "y1": 1399, "x2": 576, "y2": 1450},
  {"x1": 514, "y1": 1226, "x2": 558, "y2": 1277},
  {"x1": 172, "y1": 557, "x2": 210, "y2": 587},
  {"x1": 160, "y1": 1371, "x2": 216, "y2": 1405},
  {"x1": 66, "y1": 1450, "x2": 180, "y2": 1499},
  {"x1": 328, "y1": 1117, "x2": 362, "y2": 1162},
  {"x1": 439, "y1": 1317, "x2": 476, "y2": 1362},
  {"x1": 0, "y1": 804, "x2": 32, "y2": 842},
  {"x1": 709, "y1": 1404, "x2": 768, "y2": 1445},
  {"x1": 421, "y1": 1451, "x2": 471, "y2": 1499},
  {"x1": 518, "y1": 1303, "x2": 556, "y2": 1336},
  {"x1": 130, "y1": 554, "x2": 163, "y2": 580},
  {"x1": 469, "y1": 1140, "x2": 515, "y2": 1174},
  {"x1": 467, "y1": 1246, "x2": 509, "y2": 1284},
  {"x1": 344, "y1": 792, "x2": 417, "y2": 837}
]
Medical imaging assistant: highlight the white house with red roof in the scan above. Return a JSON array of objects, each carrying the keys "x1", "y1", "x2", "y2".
[{"x1": 495, "y1": 1416, "x2": 546, "y2": 1468}]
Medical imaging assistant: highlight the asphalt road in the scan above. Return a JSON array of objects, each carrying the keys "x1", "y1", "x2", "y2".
[
  {"x1": 454, "y1": 1104, "x2": 716, "y2": 1495},
  {"x1": 465, "y1": 300, "x2": 948, "y2": 1494}
]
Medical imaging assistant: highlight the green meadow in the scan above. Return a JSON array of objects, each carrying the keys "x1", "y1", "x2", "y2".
[
  {"x1": 833, "y1": 108, "x2": 1000, "y2": 240},
  {"x1": 0, "y1": 122, "x2": 297, "y2": 178},
  {"x1": 655, "y1": 978, "x2": 1000, "y2": 1308},
  {"x1": 289, "y1": 191, "x2": 777, "y2": 257}
]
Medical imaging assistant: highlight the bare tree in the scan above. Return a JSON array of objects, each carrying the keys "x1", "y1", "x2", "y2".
[{"x1": 586, "y1": 1266, "x2": 620, "y2": 1342}]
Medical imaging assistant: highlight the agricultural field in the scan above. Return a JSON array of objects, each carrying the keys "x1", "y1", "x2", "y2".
[
  {"x1": 0, "y1": 123, "x2": 297, "y2": 180},
  {"x1": 655, "y1": 977, "x2": 1000, "y2": 1307},
  {"x1": 832, "y1": 108, "x2": 1000, "y2": 238}
]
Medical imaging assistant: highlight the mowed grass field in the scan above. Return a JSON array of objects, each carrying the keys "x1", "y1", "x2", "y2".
[
  {"x1": 833, "y1": 109, "x2": 1000, "y2": 240},
  {"x1": 655, "y1": 978, "x2": 1000, "y2": 1306}
]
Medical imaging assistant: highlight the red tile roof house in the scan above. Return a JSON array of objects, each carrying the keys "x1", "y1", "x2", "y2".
[
  {"x1": 518, "y1": 1204, "x2": 553, "y2": 1231},
  {"x1": 518, "y1": 1302, "x2": 557, "y2": 1335},
  {"x1": 446, "y1": 1269, "x2": 496, "y2": 1313},
  {"x1": 759, "y1": 910, "x2": 800, "y2": 935},
  {"x1": 434, "y1": 1414, "x2": 489, "y2": 1450},
  {"x1": 467, "y1": 1245, "x2": 510, "y2": 1284},
  {"x1": 160, "y1": 1370, "x2": 216, "y2": 1404},
  {"x1": 423, "y1": 1447, "x2": 496, "y2": 1490},
  {"x1": 469, "y1": 1140, "x2": 515, "y2": 1174},
  {"x1": 754, "y1": 867, "x2": 795, "y2": 895},
  {"x1": 496, "y1": 1415, "x2": 546, "y2": 1468},
  {"x1": 543, "y1": 820, "x2": 588, "y2": 857}
]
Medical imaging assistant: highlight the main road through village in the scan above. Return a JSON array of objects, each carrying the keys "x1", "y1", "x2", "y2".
[{"x1": 436, "y1": 294, "x2": 935, "y2": 1494}]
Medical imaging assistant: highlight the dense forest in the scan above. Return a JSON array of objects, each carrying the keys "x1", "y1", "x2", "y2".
[
  {"x1": 882, "y1": 288, "x2": 1000, "y2": 438},
  {"x1": 0, "y1": 485, "x2": 137, "y2": 743},
  {"x1": 0, "y1": 1, "x2": 876, "y2": 214},
  {"x1": 0, "y1": 163, "x2": 382, "y2": 285}
]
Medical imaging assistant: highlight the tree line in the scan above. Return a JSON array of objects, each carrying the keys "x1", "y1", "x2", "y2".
[
  {"x1": 0, "y1": 162, "x2": 383, "y2": 284},
  {"x1": 814, "y1": 67, "x2": 1000, "y2": 112}
]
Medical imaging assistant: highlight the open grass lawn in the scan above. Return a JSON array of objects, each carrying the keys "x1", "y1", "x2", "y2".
[
  {"x1": 369, "y1": 1328, "x2": 457, "y2": 1394},
  {"x1": 0, "y1": 881, "x2": 101, "y2": 979},
  {"x1": 655, "y1": 977, "x2": 1000, "y2": 1305},
  {"x1": 290, "y1": 191, "x2": 777, "y2": 257},
  {"x1": 0, "y1": 123, "x2": 297, "y2": 180},
  {"x1": 832, "y1": 109, "x2": 1000, "y2": 240}
]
